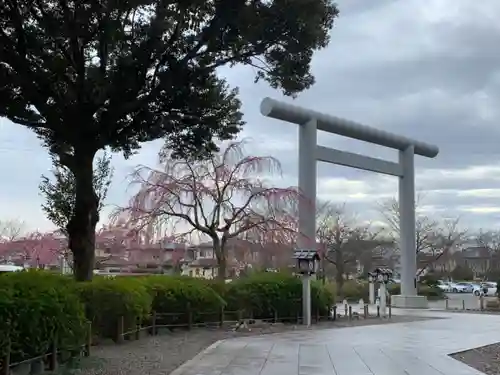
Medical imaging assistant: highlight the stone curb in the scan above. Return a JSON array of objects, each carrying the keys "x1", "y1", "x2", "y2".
[
  {"x1": 446, "y1": 308, "x2": 499, "y2": 312},
  {"x1": 169, "y1": 339, "x2": 224, "y2": 375}
]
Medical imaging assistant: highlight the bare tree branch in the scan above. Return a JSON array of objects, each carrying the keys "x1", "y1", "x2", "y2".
[
  {"x1": 416, "y1": 217, "x2": 466, "y2": 276},
  {"x1": 115, "y1": 140, "x2": 299, "y2": 279},
  {"x1": 0, "y1": 219, "x2": 25, "y2": 241},
  {"x1": 316, "y1": 202, "x2": 381, "y2": 291},
  {"x1": 376, "y1": 196, "x2": 438, "y2": 254}
]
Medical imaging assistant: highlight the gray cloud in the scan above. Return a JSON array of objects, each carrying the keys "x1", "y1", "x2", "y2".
[{"x1": 1, "y1": 0, "x2": 500, "y2": 232}]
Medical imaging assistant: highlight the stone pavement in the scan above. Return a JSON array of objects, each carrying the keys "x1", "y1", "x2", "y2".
[{"x1": 171, "y1": 309, "x2": 500, "y2": 375}]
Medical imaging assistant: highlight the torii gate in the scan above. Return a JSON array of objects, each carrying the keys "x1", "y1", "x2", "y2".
[{"x1": 261, "y1": 97, "x2": 439, "y2": 311}]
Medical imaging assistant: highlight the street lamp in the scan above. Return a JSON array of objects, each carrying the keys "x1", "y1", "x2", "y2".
[
  {"x1": 294, "y1": 250, "x2": 319, "y2": 275},
  {"x1": 293, "y1": 249, "x2": 320, "y2": 327}
]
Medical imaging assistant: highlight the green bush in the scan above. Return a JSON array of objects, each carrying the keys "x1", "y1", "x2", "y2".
[
  {"x1": 0, "y1": 270, "x2": 87, "y2": 363},
  {"x1": 339, "y1": 280, "x2": 369, "y2": 302},
  {"x1": 388, "y1": 283, "x2": 445, "y2": 300},
  {"x1": 418, "y1": 285, "x2": 445, "y2": 299},
  {"x1": 419, "y1": 274, "x2": 439, "y2": 287},
  {"x1": 77, "y1": 277, "x2": 152, "y2": 339},
  {"x1": 224, "y1": 273, "x2": 334, "y2": 320},
  {"x1": 141, "y1": 275, "x2": 225, "y2": 324}
]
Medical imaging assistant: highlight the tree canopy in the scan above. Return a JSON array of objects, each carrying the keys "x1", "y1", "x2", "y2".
[
  {"x1": 0, "y1": 0, "x2": 337, "y2": 159},
  {"x1": 0, "y1": 0, "x2": 338, "y2": 280}
]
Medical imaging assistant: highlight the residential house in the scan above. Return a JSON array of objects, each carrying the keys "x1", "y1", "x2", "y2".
[
  {"x1": 459, "y1": 246, "x2": 493, "y2": 277},
  {"x1": 417, "y1": 251, "x2": 457, "y2": 275},
  {"x1": 181, "y1": 239, "x2": 260, "y2": 279},
  {"x1": 93, "y1": 240, "x2": 186, "y2": 274}
]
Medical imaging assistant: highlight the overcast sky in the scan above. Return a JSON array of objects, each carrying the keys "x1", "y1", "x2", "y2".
[{"x1": 1, "y1": 0, "x2": 500, "y2": 233}]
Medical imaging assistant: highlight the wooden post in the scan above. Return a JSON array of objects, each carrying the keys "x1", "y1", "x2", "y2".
[
  {"x1": 480, "y1": 295, "x2": 484, "y2": 311},
  {"x1": 445, "y1": 298, "x2": 449, "y2": 310},
  {"x1": 348, "y1": 306, "x2": 352, "y2": 320},
  {"x1": 30, "y1": 360, "x2": 44, "y2": 375},
  {"x1": 377, "y1": 305, "x2": 380, "y2": 318},
  {"x1": 332, "y1": 306, "x2": 337, "y2": 321},
  {"x1": 388, "y1": 304, "x2": 392, "y2": 318},
  {"x1": 187, "y1": 306, "x2": 193, "y2": 330},
  {"x1": 115, "y1": 316, "x2": 124, "y2": 343},
  {"x1": 135, "y1": 316, "x2": 141, "y2": 340},
  {"x1": 49, "y1": 334, "x2": 58, "y2": 371},
  {"x1": 1, "y1": 338, "x2": 10, "y2": 375},
  {"x1": 462, "y1": 299, "x2": 465, "y2": 310},
  {"x1": 363, "y1": 304, "x2": 368, "y2": 319},
  {"x1": 220, "y1": 307, "x2": 225, "y2": 327},
  {"x1": 151, "y1": 311, "x2": 157, "y2": 335},
  {"x1": 84, "y1": 321, "x2": 92, "y2": 357}
]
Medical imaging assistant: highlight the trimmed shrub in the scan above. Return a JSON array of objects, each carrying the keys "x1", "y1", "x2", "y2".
[
  {"x1": 339, "y1": 280, "x2": 369, "y2": 302},
  {"x1": 388, "y1": 283, "x2": 445, "y2": 300},
  {"x1": 224, "y1": 273, "x2": 334, "y2": 320},
  {"x1": 0, "y1": 282, "x2": 13, "y2": 358},
  {"x1": 141, "y1": 276, "x2": 225, "y2": 324},
  {"x1": 0, "y1": 270, "x2": 87, "y2": 363},
  {"x1": 77, "y1": 276, "x2": 152, "y2": 339},
  {"x1": 418, "y1": 285, "x2": 445, "y2": 299},
  {"x1": 419, "y1": 274, "x2": 439, "y2": 287}
]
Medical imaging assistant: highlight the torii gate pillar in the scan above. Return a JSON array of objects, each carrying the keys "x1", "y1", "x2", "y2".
[{"x1": 261, "y1": 98, "x2": 439, "y2": 309}]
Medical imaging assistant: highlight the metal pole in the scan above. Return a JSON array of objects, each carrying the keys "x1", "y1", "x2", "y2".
[
  {"x1": 302, "y1": 275, "x2": 311, "y2": 326},
  {"x1": 399, "y1": 146, "x2": 417, "y2": 297},
  {"x1": 298, "y1": 119, "x2": 317, "y2": 326}
]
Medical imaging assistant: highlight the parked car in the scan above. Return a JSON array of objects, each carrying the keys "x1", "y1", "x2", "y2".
[
  {"x1": 436, "y1": 280, "x2": 451, "y2": 292},
  {"x1": 0, "y1": 264, "x2": 24, "y2": 274},
  {"x1": 448, "y1": 282, "x2": 471, "y2": 293},
  {"x1": 455, "y1": 282, "x2": 474, "y2": 293},
  {"x1": 473, "y1": 282, "x2": 497, "y2": 296}
]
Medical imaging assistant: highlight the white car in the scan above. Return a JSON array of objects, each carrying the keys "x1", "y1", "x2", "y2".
[
  {"x1": 448, "y1": 282, "x2": 471, "y2": 293},
  {"x1": 436, "y1": 280, "x2": 451, "y2": 292},
  {"x1": 473, "y1": 282, "x2": 497, "y2": 296}
]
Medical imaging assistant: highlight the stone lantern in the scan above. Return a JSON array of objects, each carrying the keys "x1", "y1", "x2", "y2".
[{"x1": 293, "y1": 249, "x2": 320, "y2": 327}]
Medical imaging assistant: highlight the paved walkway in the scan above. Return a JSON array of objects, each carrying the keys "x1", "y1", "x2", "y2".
[{"x1": 171, "y1": 309, "x2": 500, "y2": 375}]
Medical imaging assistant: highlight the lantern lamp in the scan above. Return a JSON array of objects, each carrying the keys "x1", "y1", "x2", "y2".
[{"x1": 293, "y1": 249, "x2": 320, "y2": 275}]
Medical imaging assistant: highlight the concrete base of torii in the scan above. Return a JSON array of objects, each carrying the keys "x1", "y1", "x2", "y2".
[{"x1": 391, "y1": 295, "x2": 429, "y2": 309}]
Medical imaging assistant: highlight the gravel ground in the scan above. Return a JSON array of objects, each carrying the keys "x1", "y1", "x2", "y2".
[
  {"x1": 53, "y1": 315, "x2": 434, "y2": 375},
  {"x1": 450, "y1": 343, "x2": 500, "y2": 375}
]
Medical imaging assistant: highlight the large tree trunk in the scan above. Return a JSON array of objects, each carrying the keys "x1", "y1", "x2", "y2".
[
  {"x1": 335, "y1": 265, "x2": 345, "y2": 295},
  {"x1": 335, "y1": 251, "x2": 345, "y2": 296},
  {"x1": 214, "y1": 236, "x2": 227, "y2": 280},
  {"x1": 66, "y1": 150, "x2": 99, "y2": 281}
]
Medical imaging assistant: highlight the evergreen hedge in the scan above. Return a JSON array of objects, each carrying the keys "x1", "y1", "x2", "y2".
[{"x1": 0, "y1": 271, "x2": 335, "y2": 364}]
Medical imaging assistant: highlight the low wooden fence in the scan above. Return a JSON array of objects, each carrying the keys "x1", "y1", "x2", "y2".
[
  {"x1": 1, "y1": 304, "x2": 355, "y2": 375},
  {"x1": 114, "y1": 306, "x2": 335, "y2": 342},
  {"x1": 0, "y1": 322, "x2": 92, "y2": 375}
]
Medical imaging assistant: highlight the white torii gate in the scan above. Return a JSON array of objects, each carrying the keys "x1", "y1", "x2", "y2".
[{"x1": 260, "y1": 97, "x2": 439, "y2": 318}]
